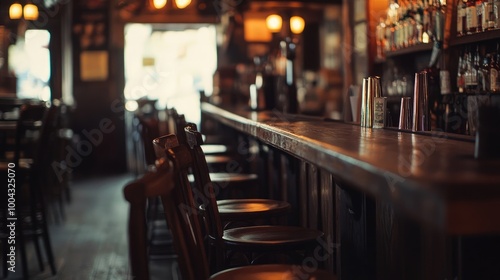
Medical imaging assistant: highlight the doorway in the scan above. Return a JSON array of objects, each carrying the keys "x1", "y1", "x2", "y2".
[{"x1": 123, "y1": 23, "x2": 218, "y2": 172}]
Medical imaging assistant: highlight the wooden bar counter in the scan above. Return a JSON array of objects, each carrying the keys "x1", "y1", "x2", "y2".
[{"x1": 201, "y1": 102, "x2": 500, "y2": 280}]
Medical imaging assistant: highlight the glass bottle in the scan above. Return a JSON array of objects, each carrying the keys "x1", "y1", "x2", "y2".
[
  {"x1": 489, "y1": 53, "x2": 499, "y2": 92},
  {"x1": 473, "y1": 46, "x2": 481, "y2": 92},
  {"x1": 429, "y1": 0, "x2": 437, "y2": 37},
  {"x1": 485, "y1": 0, "x2": 496, "y2": 30},
  {"x1": 480, "y1": 55, "x2": 490, "y2": 92},
  {"x1": 457, "y1": 0, "x2": 465, "y2": 36},
  {"x1": 423, "y1": 0, "x2": 432, "y2": 39},
  {"x1": 415, "y1": 0, "x2": 425, "y2": 42},
  {"x1": 494, "y1": 0, "x2": 500, "y2": 28},
  {"x1": 476, "y1": 0, "x2": 485, "y2": 32},
  {"x1": 376, "y1": 18, "x2": 386, "y2": 59},
  {"x1": 457, "y1": 50, "x2": 466, "y2": 93},
  {"x1": 494, "y1": 45, "x2": 500, "y2": 92},
  {"x1": 466, "y1": 0, "x2": 478, "y2": 34},
  {"x1": 440, "y1": 58, "x2": 451, "y2": 94}
]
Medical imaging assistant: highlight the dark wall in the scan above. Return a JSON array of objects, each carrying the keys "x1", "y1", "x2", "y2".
[{"x1": 70, "y1": 1, "x2": 127, "y2": 175}]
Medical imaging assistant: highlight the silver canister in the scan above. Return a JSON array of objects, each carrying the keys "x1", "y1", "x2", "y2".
[
  {"x1": 360, "y1": 78, "x2": 369, "y2": 127},
  {"x1": 412, "y1": 71, "x2": 430, "y2": 131},
  {"x1": 361, "y1": 76, "x2": 382, "y2": 128},
  {"x1": 373, "y1": 96, "x2": 387, "y2": 129},
  {"x1": 399, "y1": 97, "x2": 412, "y2": 130}
]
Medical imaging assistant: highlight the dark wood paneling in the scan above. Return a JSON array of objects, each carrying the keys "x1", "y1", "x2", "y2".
[
  {"x1": 337, "y1": 182, "x2": 375, "y2": 280},
  {"x1": 308, "y1": 164, "x2": 319, "y2": 229},
  {"x1": 319, "y1": 169, "x2": 335, "y2": 272}
]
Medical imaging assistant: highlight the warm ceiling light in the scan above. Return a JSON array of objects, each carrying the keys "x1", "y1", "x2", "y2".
[
  {"x1": 266, "y1": 14, "x2": 282, "y2": 33},
  {"x1": 23, "y1": 4, "x2": 38, "y2": 20},
  {"x1": 9, "y1": 3, "x2": 23, "y2": 20},
  {"x1": 290, "y1": 16, "x2": 305, "y2": 34},
  {"x1": 152, "y1": 0, "x2": 167, "y2": 9},
  {"x1": 175, "y1": 0, "x2": 191, "y2": 9}
]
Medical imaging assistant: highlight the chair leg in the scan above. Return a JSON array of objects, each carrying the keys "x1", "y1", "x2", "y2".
[
  {"x1": 33, "y1": 237, "x2": 45, "y2": 271},
  {"x1": 41, "y1": 221, "x2": 57, "y2": 275},
  {"x1": 17, "y1": 225, "x2": 29, "y2": 280},
  {"x1": 2, "y1": 237, "x2": 8, "y2": 278},
  {"x1": 58, "y1": 194, "x2": 66, "y2": 221}
]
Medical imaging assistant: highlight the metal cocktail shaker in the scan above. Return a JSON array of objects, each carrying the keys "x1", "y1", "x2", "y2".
[
  {"x1": 412, "y1": 71, "x2": 430, "y2": 131},
  {"x1": 399, "y1": 97, "x2": 412, "y2": 130}
]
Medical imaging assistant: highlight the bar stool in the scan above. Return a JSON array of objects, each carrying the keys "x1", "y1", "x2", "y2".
[
  {"x1": 167, "y1": 108, "x2": 230, "y2": 153},
  {"x1": 0, "y1": 102, "x2": 57, "y2": 279},
  {"x1": 163, "y1": 128, "x2": 331, "y2": 273},
  {"x1": 153, "y1": 133, "x2": 290, "y2": 227},
  {"x1": 123, "y1": 161, "x2": 173, "y2": 280},
  {"x1": 163, "y1": 136, "x2": 336, "y2": 278},
  {"x1": 134, "y1": 114, "x2": 176, "y2": 259},
  {"x1": 124, "y1": 159, "x2": 336, "y2": 280},
  {"x1": 159, "y1": 118, "x2": 262, "y2": 199}
]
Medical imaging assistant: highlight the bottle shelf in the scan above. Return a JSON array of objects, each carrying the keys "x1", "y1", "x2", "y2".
[
  {"x1": 450, "y1": 29, "x2": 500, "y2": 47},
  {"x1": 386, "y1": 43, "x2": 434, "y2": 58},
  {"x1": 375, "y1": 43, "x2": 434, "y2": 63}
]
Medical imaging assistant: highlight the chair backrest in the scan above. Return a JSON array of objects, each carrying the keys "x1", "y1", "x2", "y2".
[
  {"x1": 182, "y1": 126, "x2": 226, "y2": 270},
  {"x1": 124, "y1": 157, "x2": 210, "y2": 280},
  {"x1": 123, "y1": 162, "x2": 171, "y2": 280},
  {"x1": 154, "y1": 131, "x2": 225, "y2": 272},
  {"x1": 153, "y1": 134, "x2": 212, "y2": 280},
  {"x1": 34, "y1": 101, "x2": 61, "y2": 188},
  {"x1": 165, "y1": 108, "x2": 177, "y2": 135},
  {"x1": 136, "y1": 115, "x2": 160, "y2": 167},
  {"x1": 13, "y1": 102, "x2": 47, "y2": 163}
]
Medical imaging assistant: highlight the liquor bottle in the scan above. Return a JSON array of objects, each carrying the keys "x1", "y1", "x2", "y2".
[
  {"x1": 494, "y1": 45, "x2": 500, "y2": 92},
  {"x1": 465, "y1": 47, "x2": 479, "y2": 92},
  {"x1": 485, "y1": 0, "x2": 496, "y2": 30},
  {"x1": 429, "y1": 0, "x2": 437, "y2": 37},
  {"x1": 457, "y1": 50, "x2": 466, "y2": 93},
  {"x1": 476, "y1": 0, "x2": 485, "y2": 32},
  {"x1": 423, "y1": 0, "x2": 432, "y2": 39},
  {"x1": 495, "y1": 0, "x2": 500, "y2": 28},
  {"x1": 466, "y1": 0, "x2": 478, "y2": 33},
  {"x1": 489, "y1": 53, "x2": 499, "y2": 92},
  {"x1": 376, "y1": 18, "x2": 386, "y2": 59},
  {"x1": 473, "y1": 46, "x2": 481, "y2": 92},
  {"x1": 457, "y1": 0, "x2": 465, "y2": 36},
  {"x1": 479, "y1": 55, "x2": 490, "y2": 92}
]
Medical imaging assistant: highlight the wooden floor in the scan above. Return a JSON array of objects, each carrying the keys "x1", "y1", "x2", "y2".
[{"x1": 3, "y1": 173, "x2": 178, "y2": 280}]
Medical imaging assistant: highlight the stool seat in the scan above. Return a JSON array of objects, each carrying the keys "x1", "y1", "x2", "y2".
[
  {"x1": 223, "y1": 225, "x2": 323, "y2": 248},
  {"x1": 209, "y1": 264, "x2": 336, "y2": 280},
  {"x1": 0, "y1": 158, "x2": 32, "y2": 169},
  {"x1": 202, "y1": 144, "x2": 228, "y2": 154},
  {"x1": 188, "y1": 173, "x2": 258, "y2": 183},
  {"x1": 205, "y1": 154, "x2": 234, "y2": 165},
  {"x1": 214, "y1": 199, "x2": 291, "y2": 221}
]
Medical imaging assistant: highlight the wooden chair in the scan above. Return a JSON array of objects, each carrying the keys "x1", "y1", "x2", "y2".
[
  {"x1": 123, "y1": 160, "x2": 174, "y2": 280},
  {"x1": 164, "y1": 134, "x2": 337, "y2": 279},
  {"x1": 153, "y1": 133, "x2": 291, "y2": 227},
  {"x1": 124, "y1": 153, "x2": 336, "y2": 280},
  {"x1": 163, "y1": 129, "x2": 332, "y2": 274},
  {"x1": 136, "y1": 114, "x2": 160, "y2": 172},
  {"x1": 134, "y1": 114, "x2": 176, "y2": 259},
  {"x1": 159, "y1": 117, "x2": 263, "y2": 199},
  {"x1": 0, "y1": 102, "x2": 57, "y2": 279},
  {"x1": 167, "y1": 107, "x2": 231, "y2": 157}
]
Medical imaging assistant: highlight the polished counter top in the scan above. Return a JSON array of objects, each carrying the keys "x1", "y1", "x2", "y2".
[{"x1": 201, "y1": 102, "x2": 500, "y2": 235}]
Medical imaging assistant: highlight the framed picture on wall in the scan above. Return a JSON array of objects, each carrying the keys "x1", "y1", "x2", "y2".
[{"x1": 80, "y1": 50, "x2": 108, "y2": 81}]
